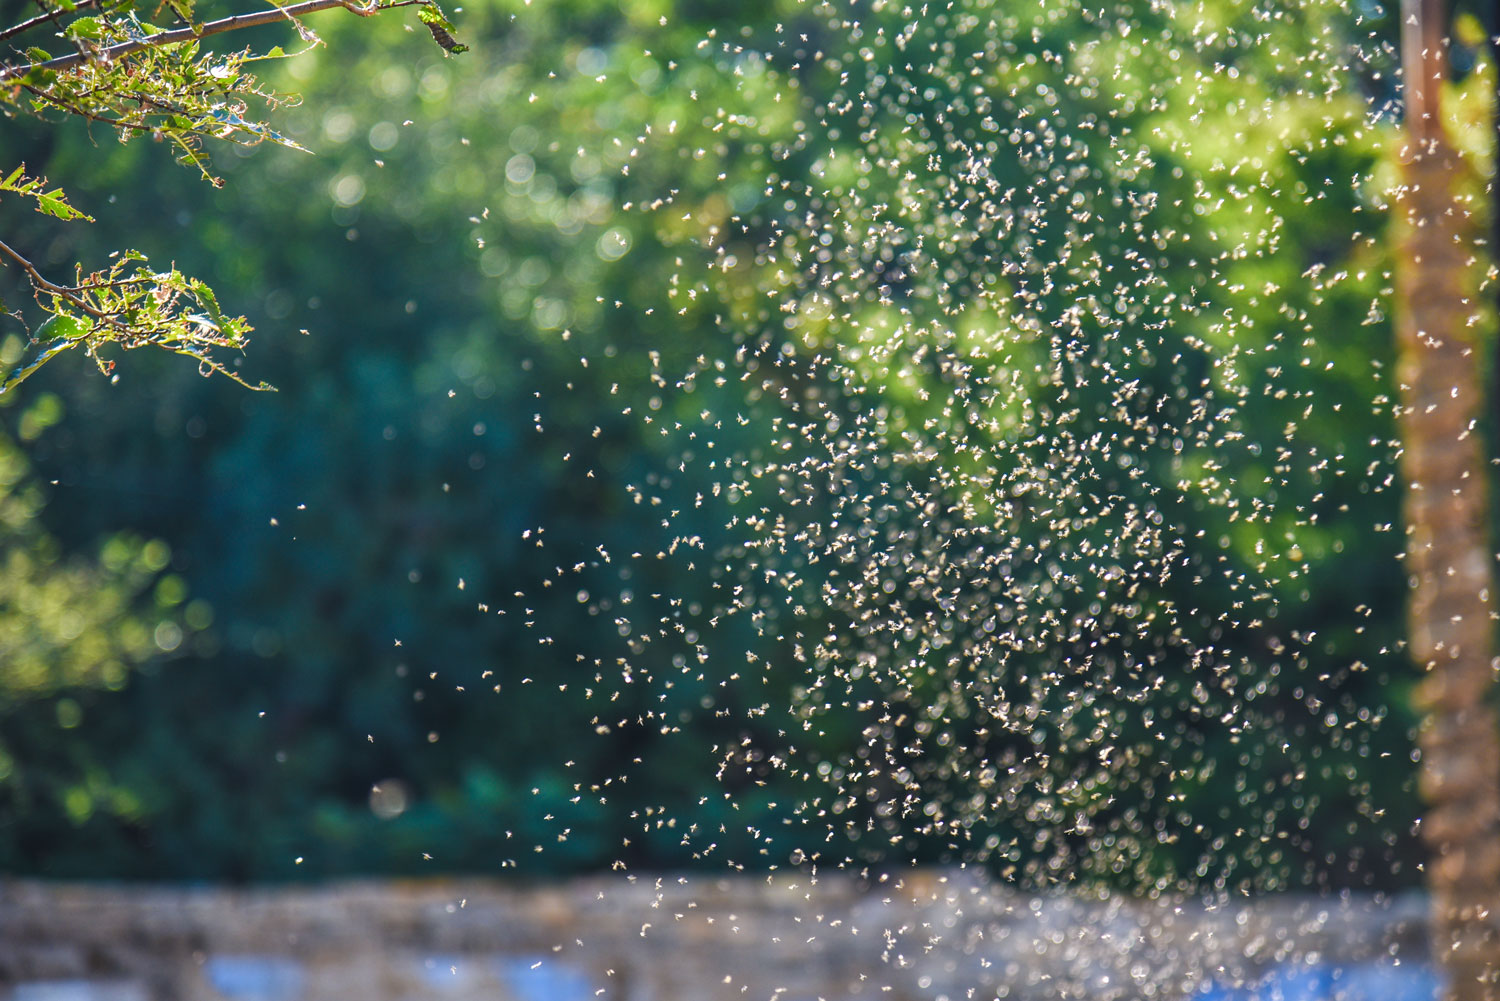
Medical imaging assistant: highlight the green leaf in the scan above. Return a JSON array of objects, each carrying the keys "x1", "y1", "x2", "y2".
[
  {"x1": 162, "y1": 0, "x2": 193, "y2": 24},
  {"x1": 65, "y1": 16, "x2": 106, "y2": 39},
  {"x1": 1, "y1": 166, "x2": 93, "y2": 222},
  {"x1": 34, "y1": 312, "x2": 91, "y2": 343},
  {"x1": 188, "y1": 278, "x2": 225, "y2": 326},
  {"x1": 36, "y1": 189, "x2": 88, "y2": 221},
  {"x1": 0, "y1": 338, "x2": 77, "y2": 396}
]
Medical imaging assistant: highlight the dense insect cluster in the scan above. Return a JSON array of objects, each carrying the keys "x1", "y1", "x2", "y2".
[{"x1": 448, "y1": 0, "x2": 1418, "y2": 911}]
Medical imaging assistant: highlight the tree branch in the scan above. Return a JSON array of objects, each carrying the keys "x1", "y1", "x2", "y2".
[
  {"x1": 0, "y1": 235, "x2": 134, "y2": 328},
  {"x1": 0, "y1": 0, "x2": 100, "y2": 45},
  {"x1": 0, "y1": 0, "x2": 424, "y2": 80},
  {"x1": 0, "y1": 235, "x2": 72, "y2": 295}
]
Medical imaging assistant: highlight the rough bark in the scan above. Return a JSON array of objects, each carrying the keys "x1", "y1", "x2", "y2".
[{"x1": 1397, "y1": 1, "x2": 1500, "y2": 996}]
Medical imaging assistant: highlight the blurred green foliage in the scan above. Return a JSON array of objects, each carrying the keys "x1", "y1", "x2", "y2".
[
  {"x1": 0, "y1": 0, "x2": 1467, "y2": 889},
  {"x1": 0, "y1": 385, "x2": 195, "y2": 836}
]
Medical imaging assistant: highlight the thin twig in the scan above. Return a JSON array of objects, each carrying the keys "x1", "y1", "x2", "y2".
[
  {"x1": 0, "y1": 234, "x2": 69, "y2": 293},
  {"x1": 0, "y1": 0, "x2": 101, "y2": 44},
  {"x1": 0, "y1": 235, "x2": 125, "y2": 322},
  {"x1": 15, "y1": 80, "x2": 159, "y2": 135},
  {"x1": 0, "y1": 0, "x2": 424, "y2": 79}
]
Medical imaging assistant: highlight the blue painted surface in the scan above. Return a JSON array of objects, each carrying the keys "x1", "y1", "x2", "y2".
[
  {"x1": 13, "y1": 983, "x2": 147, "y2": 1001},
  {"x1": 1198, "y1": 961, "x2": 1442, "y2": 1001},
  {"x1": 1334, "y1": 963, "x2": 1445, "y2": 1001},
  {"x1": 415, "y1": 955, "x2": 475, "y2": 991},
  {"x1": 494, "y1": 956, "x2": 595, "y2": 1001},
  {"x1": 203, "y1": 956, "x2": 305, "y2": 1001}
]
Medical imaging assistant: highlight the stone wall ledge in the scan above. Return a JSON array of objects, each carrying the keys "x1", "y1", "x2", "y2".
[{"x1": 0, "y1": 874, "x2": 1438, "y2": 1001}]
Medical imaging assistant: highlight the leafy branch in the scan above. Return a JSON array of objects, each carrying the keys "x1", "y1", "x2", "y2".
[
  {"x1": 0, "y1": 164, "x2": 92, "y2": 221},
  {"x1": 0, "y1": 236, "x2": 264, "y2": 395},
  {"x1": 0, "y1": 0, "x2": 100, "y2": 46},
  {"x1": 0, "y1": 0, "x2": 464, "y2": 394},
  {"x1": 1, "y1": 0, "x2": 462, "y2": 81}
]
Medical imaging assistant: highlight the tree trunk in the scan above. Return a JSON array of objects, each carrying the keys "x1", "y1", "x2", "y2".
[{"x1": 1397, "y1": 1, "x2": 1500, "y2": 996}]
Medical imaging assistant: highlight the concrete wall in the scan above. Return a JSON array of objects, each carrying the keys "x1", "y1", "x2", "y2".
[{"x1": 0, "y1": 873, "x2": 1438, "y2": 1001}]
